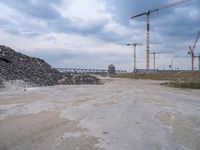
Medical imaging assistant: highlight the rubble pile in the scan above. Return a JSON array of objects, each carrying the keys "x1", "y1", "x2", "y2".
[
  {"x1": 0, "y1": 78, "x2": 4, "y2": 88},
  {"x1": 72, "y1": 74, "x2": 101, "y2": 84},
  {"x1": 0, "y1": 45, "x2": 100, "y2": 87},
  {"x1": 58, "y1": 74, "x2": 101, "y2": 85}
]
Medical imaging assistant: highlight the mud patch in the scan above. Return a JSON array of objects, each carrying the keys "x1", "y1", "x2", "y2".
[
  {"x1": 0, "y1": 91, "x2": 49, "y2": 105},
  {"x1": 155, "y1": 111, "x2": 200, "y2": 150}
]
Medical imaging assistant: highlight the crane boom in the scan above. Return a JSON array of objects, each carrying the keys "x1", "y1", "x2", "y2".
[
  {"x1": 151, "y1": 0, "x2": 190, "y2": 13},
  {"x1": 192, "y1": 31, "x2": 200, "y2": 50},
  {"x1": 131, "y1": 0, "x2": 190, "y2": 19}
]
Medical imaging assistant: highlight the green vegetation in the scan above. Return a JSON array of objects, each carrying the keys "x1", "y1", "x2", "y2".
[{"x1": 162, "y1": 82, "x2": 200, "y2": 89}]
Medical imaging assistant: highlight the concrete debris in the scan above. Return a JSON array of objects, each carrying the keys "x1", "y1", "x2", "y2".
[
  {"x1": 58, "y1": 74, "x2": 101, "y2": 85},
  {"x1": 0, "y1": 45, "x2": 101, "y2": 87},
  {"x1": 71, "y1": 74, "x2": 101, "y2": 85}
]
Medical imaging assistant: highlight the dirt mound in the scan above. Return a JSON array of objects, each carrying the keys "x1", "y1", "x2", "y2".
[{"x1": 0, "y1": 45, "x2": 100, "y2": 87}]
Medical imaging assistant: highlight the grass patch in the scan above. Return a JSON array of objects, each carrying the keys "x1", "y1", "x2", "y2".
[{"x1": 162, "y1": 82, "x2": 200, "y2": 89}]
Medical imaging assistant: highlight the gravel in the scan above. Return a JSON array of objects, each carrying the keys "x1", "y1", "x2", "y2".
[{"x1": 0, "y1": 45, "x2": 100, "y2": 87}]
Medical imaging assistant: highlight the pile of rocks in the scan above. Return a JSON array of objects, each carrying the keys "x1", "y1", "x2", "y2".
[
  {"x1": 0, "y1": 45, "x2": 100, "y2": 87},
  {"x1": 0, "y1": 78, "x2": 4, "y2": 88},
  {"x1": 58, "y1": 74, "x2": 101, "y2": 85}
]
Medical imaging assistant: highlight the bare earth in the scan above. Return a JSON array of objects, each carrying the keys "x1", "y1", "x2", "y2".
[{"x1": 0, "y1": 78, "x2": 200, "y2": 150}]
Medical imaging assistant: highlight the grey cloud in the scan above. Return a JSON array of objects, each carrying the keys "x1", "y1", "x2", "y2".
[
  {"x1": 0, "y1": 18, "x2": 11, "y2": 27},
  {"x1": 43, "y1": 36, "x2": 57, "y2": 43},
  {"x1": 21, "y1": 49, "x2": 130, "y2": 69},
  {"x1": 22, "y1": 48, "x2": 76, "y2": 63},
  {"x1": 4, "y1": 28, "x2": 41, "y2": 38},
  {"x1": 1, "y1": 0, "x2": 62, "y2": 20},
  {"x1": 1, "y1": 0, "x2": 199, "y2": 42},
  {"x1": 0, "y1": 0, "x2": 113, "y2": 41}
]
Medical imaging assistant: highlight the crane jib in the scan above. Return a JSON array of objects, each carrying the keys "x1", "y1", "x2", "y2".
[{"x1": 131, "y1": 0, "x2": 190, "y2": 19}]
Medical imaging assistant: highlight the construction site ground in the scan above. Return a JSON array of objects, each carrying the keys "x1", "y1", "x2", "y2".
[
  {"x1": 116, "y1": 71, "x2": 200, "y2": 81},
  {"x1": 0, "y1": 78, "x2": 200, "y2": 150}
]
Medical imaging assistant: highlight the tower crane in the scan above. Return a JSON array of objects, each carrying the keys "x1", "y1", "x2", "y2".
[
  {"x1": 150, "y1": 52, "x2": 160, "y2": 70},
  {"x1": 188, "y1": 31, "x2": 200, "y2": 71},
  {"x1": 126, "y1": 43, "x2": 142, "y2": 72},
  {"x1": 131, "y1": 0, "x2": 190, "y2": 70},
  {"x1": 149, "y1": 42, "x2": 162, "y2": 70}
]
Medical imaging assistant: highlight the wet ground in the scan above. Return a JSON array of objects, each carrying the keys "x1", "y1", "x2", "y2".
[{"x1": 0, "y1": 78, "x2": 200, "y2": 150}]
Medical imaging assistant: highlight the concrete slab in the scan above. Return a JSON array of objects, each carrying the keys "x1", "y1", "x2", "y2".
[{"x1": 0, "y1": 79, "x2": 200, "y2": 150}]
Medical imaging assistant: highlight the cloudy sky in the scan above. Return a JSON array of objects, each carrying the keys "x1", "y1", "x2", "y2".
[{"x1": 0, "y1": 0, "x2": 199, "y2": 71}]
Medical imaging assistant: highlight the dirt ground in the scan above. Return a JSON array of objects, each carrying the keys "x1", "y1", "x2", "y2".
[
  {"x1": 0, "y1": 78, "x2": 200, "y2": 150},
  {"x1": 117, "y1": 71, "x2": 200, "y2": 81}
]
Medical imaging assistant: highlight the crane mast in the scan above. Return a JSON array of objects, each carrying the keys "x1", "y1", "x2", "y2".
[
  {"x1": 146, "y1": 14, "x2": 150, "y2": 70},
  {"x1": 126, "y1": 43, "x2": 142, "y2": 72},
  {"x1": 150, "y1": 52, "x2": 160, "y2": 70}
]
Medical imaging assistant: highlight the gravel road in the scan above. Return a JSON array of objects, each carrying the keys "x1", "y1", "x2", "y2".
[{"x1": 0, "y1": 78, "x2": 200, "y2": 150}]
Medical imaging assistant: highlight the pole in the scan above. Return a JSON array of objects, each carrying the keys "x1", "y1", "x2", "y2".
[
  {"x1": 171, "y1": 60, "x2": 173, "y2": 70},
  {"x1": 171, "y1": 56, "x2": 177, "y2": 71},
  {"x1": 127, "y1": 43, "x2": 142, "y2": 72},
  {"x1": 193, "y1": 55, "x2": 200, "y2": 71},
  {"x1": 198, "y1": 56, "x2": 200, "y2": 71},
  {"x1": 192, "y1": 53, "x2": 194, "y2": 71},
  {"x1": 153, "y1": 53, "x2": 156, "y2": 70},
  {"x1": 146, "y1": 13, "x2": 150, "y2": 70},
  {"x1": 134, "y1": 44, "x2": 136, "y2": 71}
]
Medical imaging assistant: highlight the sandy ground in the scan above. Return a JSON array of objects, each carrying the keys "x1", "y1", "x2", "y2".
[{"x1": 0, "y1": 78, "x2": 200, "y2": 150}]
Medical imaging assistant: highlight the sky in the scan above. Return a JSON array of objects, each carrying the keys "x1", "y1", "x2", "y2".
[{"x1": 0, "y1": 0, "x2": 199, "y2": 71}]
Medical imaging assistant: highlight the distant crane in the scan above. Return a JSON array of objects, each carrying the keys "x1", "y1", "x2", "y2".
[
  {"x1": 131, "y1": 0, "x2": 190, "y2": 70},
  {"x1": 150, "y1": 50, "x2": 175, "y2": 70},
  {"x1": 126, "y1": 43, "x2": 142, "y2": 72},
  {"x1": 188, "y1": 31, "x2": 200, "y2": 71},
  {"x1": 170, "y1": 55, "x2": 178, "y2": 71},
  {"x1": 150, "y1": 52, "x2": 160, "y2": 70},
  {"x1": 149, "y1": 42, "x2": 162, "y2": 70}
]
